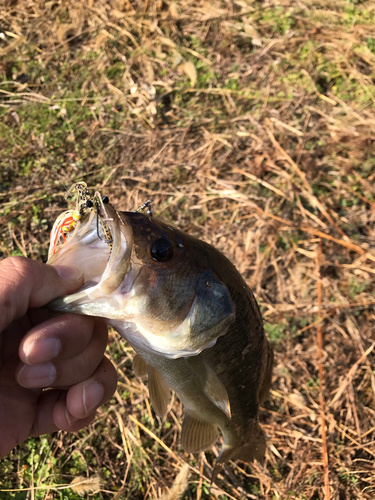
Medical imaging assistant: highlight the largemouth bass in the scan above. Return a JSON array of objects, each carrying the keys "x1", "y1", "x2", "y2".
[{"x1": 48, "y1": 190, "x2": 273, "y2": 464}]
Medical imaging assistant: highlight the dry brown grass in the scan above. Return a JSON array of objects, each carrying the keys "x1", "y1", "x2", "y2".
[{"x1": 0, "y1": 0, "x2": 375, "y2": 499}]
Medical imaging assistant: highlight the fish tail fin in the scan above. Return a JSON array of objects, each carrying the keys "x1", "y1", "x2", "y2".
[{"x1": 217, "y1": 425, "x2": 266, "y2": 465}]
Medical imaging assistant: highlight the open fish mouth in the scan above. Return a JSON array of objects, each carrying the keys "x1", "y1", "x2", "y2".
[{"x1": 47, "y1": 184, "x2": 132, "y2": 312}]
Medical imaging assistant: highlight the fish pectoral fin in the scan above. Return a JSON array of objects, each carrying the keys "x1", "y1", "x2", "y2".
[
  {"x1": 148, "y1": 367, "x2": 171, "y2": 418},
  {"x1": 181, "y1": 413, "x2": 219, "y2": 453},
  {"x1": 133, "y1": 354, "x2": 148, "y2": 377},
  {"x1": 185, "y1": 357, "x2": 231, "y2": 419}
]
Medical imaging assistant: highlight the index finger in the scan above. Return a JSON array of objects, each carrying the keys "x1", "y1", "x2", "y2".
[{"x1": 0, "y1": 257, "x2": 84, "y2": 333}]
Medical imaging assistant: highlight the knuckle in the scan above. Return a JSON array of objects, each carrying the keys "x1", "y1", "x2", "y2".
[
  {"x1": 1, "y1": 255, "x2": 25, "y2": 273},
  {"x1": 0, "y1": 258, "x2": 31, "y2": 326},
  {"x1": 0, "y1": 256, "x2": 33, "y2": 285},
  {"x1": 55, "y1": 356, "x2": 96, "y2": 387},
  {"x1": 81, "y1": 348, "x2": 102, "y2": 376},
  {"x1": 101, "y1": 356, "x2": 118, "y2": 388}
]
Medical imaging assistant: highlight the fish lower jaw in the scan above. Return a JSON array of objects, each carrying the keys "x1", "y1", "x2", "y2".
[{"x1": 49, "y1": 287, "x2": 132, "y2": 320}]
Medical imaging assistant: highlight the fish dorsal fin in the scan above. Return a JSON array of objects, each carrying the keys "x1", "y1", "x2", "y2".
[
  {"x1": 185, "y1": 357, "x2": 231, "y2": 419},
  {"x1": 133, "y1": 354, "x2": 148, "y2": 377},
  {"x1": 148, "y1": 367, "x2": 171, "y2": 418},
  {"x1": 181, "y1": 412, "x2": 219, "y2": 453}
]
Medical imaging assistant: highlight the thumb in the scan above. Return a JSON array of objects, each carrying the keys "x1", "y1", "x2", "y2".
[{"x1": 0, "y1": 257, "x2": 84, "y2": 333}]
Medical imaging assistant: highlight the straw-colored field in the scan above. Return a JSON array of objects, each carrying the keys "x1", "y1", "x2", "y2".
[{"x1": 1, "y1": 0, "x2": 374, "y2": 498}]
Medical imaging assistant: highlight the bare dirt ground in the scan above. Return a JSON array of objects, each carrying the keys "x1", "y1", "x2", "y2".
[{"x1": 0, "y1": 0, "x2": 374, "y2": 498}]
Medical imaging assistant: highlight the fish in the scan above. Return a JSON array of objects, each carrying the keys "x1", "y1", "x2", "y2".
[{"x1": 47, "y1": 190, "x2": 273, "y2": 465}]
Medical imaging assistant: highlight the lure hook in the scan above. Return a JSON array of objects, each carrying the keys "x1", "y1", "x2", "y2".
[
  {"x1": 96, "y1": 205, "x2": 113, "y2": 244},
  {"x1": 134, "y1": 199, "x2": 153, "y2": 216}
]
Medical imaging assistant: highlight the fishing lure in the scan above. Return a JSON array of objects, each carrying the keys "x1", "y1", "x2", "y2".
[
  {"x1": 49, "y1": 182, "x2": 155, "y2": 259},
  {"x1": 48, "y1": 182, "x2": 113, "y2": 258}
]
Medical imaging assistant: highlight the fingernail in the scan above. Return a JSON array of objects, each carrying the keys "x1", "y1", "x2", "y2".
[
  {"x1": 65, "y1": 407, "x2": 79, "y2": 426},
  {"x1": 24, "y1": 338, "x2": 60, "y2": 364},
  {"x1": 17, "y1": 362, "x2": 56, "y2": 388},
  {"x1": 82, "y1": 383, "x2": 104, "y2": 415},
  {"x1": 53, "y1": 265, "x2": 83, "y2": 281}
]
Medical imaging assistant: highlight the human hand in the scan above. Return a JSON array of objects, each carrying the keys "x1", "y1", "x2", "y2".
[{"x1": 0, "y1": 257, "x2": 117, "y2": 458}]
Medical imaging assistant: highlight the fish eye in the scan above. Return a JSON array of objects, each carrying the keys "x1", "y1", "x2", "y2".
[{"x1": 151, "y1": 237, "x2": 173, "y2": 262}]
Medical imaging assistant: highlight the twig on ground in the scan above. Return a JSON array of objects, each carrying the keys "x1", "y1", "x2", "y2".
[{"x1": 317, "y1": 239, "x2": 330, "y2": 500}]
